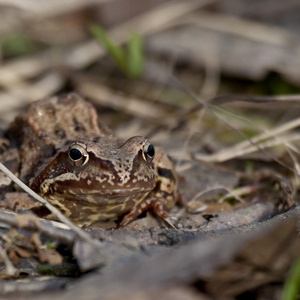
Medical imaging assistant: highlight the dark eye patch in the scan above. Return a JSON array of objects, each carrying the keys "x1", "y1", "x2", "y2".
[{"x1": 157, "y1": 167, "x2": 173, "y2": 179}]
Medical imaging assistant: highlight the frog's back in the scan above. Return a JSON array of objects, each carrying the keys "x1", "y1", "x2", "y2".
[{"x1": 7, "y1": 93, "x2": 112, "y2": 182}]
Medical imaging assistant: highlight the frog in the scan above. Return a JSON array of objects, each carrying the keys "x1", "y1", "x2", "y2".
[{"x1": 1, "y1": 93, "x2": 179, "y2": 228}]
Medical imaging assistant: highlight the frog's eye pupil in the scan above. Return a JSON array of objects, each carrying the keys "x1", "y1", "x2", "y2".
[
  {"x1": 69, "y1": 143, "x2": 89, "y2": 166},
  {"x1": 142, "y1": 142, "x2": 155, "y2": 164},
  {"x1": 69, "y1": 148, "x2": 83, "y2": 161},
  {"x1": 146, "y1": 144, "x2": 155, "y2": 158}
]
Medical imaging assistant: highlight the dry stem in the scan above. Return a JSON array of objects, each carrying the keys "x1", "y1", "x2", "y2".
[{"x1": 0, "y1": 162, "x2": 100, "y2": 247}]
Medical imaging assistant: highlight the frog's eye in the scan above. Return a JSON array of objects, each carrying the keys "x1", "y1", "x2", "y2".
[
  {"x1": 68, "y1": 144, "x2": 89, "y2": 167},
  {"x1": 143, "y1": 142, "x2": 155, "y2": 163}
]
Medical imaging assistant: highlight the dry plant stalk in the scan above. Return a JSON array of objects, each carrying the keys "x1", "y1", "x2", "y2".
[
  {"x1": 78, "y1": 82, "x2": 169, "y2": 120},
  {"x1": 193, "y1": 95, "x2": 300, "y2": 174},
  {"x1": 187, "y1": 11, "x2": 297, "y2": 48},
  {"x1": 0, "y1": 162, "x2": 99, "y2": 246},
  {"x1": 0, "y1": 244, "x2": 17, "y2": 276}
]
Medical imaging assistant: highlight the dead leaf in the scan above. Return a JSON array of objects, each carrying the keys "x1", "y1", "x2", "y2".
[
  {"x1": 203, "y1": 217, "x2": 300, "y2": 297},
  {"x1": 15, "y1": 213, "x2": 40, "y2": 229},
  {"x1": 0, "y1": 192, "x2": 42, "y2": 212},
  {"x1": 31, "y1": 233, "x2": 62, "y2": 266}
]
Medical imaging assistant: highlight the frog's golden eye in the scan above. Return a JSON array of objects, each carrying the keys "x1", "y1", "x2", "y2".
[
  {"x1": 143, "y1": 142, "x2": 155, "y2": 163},
  {"x1": 68, "y1": 144, "x2": 89, "y2": 167}
]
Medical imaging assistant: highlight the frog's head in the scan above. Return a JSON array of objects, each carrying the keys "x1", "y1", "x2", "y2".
[{"x1": 30, "y1": 136, "x2": 157, "y2": 203}]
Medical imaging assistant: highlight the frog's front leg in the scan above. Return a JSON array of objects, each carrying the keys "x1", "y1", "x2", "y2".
[
  {"x1": 119, "y1": 197, "x2": 169, "y2": 227},
  {"x1": 120, "y1": 149, "x2": 179, "y2": 227}
]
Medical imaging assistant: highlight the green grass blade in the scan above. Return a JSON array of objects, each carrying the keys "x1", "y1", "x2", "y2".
[
  {"x1": 89, "y1": 24, "x2": 126, "y2": 72},
  {"x1": 1, "y1": 33, "x2": 35, "y2": 57},
  {"x1": 126, "y1": 32, "x2": 144, "y2": 79},
  {"x1": 282, "y1": 256, "x2": 300, "y2": 300}
]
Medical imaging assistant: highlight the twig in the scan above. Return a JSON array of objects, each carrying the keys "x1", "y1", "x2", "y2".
[
  {"x1": 195, "y1": 133, "x2": 300, "y2": 162},
  {"x1": 0, "y1": 243, "x2": 17, "y2": 276},
  {"x1": 77, "y1": 82, "x2": 173, "y2": 121},
  {"x1": 188, "y1": 185, "x2": 244, "y2": 207},
  {"x1": 174, "y1": 29, "x2": 220, "y2": 167},
  {"x1": 212, "y1": 106, "x2": 300, "y2": 152},
  {"x1": 0, "y1": 52, "x2": 52, "y2": 85},
  {"x1": 285, "y1": 144, "x2": 300, "y2": 188},
  {"x1": 0, "y1": 0, "x2": 112, "y2": 18},
  {"x1": 187, "y1": 11, "x2": 297, "y2": 48},
  {"x1": 198, "y1": 33, "x2": 220, "y2": 99},
  {"x1": 0, "y1": 162, "x2": 100, "y2": 247},
  {"x1": 2, "y1": 72, "x2": 65, "y2": 102},
  {"x1": 0, "y1": 210, "x2": 76, "y2": 246},
  {"x1": 218, "y1": 185, "x2": 262, "y2": 203},
  {"x1": 210, "y1": 94, "x2": 300, "y2": 105},
  {"x1": 171, "y1": 76, "x2": 300, "y2": 175},
  {"x1": 108, "y1": 0, "x2": 215, "y2": 42},
  {"x1": 193, "y1": 100, "x2": 300, "y2": 163}
]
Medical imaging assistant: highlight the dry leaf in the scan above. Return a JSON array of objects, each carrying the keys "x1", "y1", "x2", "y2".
[{"x1": 31, "y1": 232, "x2": 62, "y2": 266}]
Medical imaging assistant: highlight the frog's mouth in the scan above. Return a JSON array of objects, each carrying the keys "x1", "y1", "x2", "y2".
[
  {"x1": 45, "y1": 190, "x2": 148, "y2": 226},
  {"x1": 40, "y1": 175, "x2": 155, "y2": 204}
]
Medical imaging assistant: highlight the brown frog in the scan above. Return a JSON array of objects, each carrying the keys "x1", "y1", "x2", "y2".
[{"x1": 2, "y1": 93, "x2": 178, "y2": 228}]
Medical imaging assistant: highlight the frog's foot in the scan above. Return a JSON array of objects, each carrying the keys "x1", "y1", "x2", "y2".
[{"x1": 120, "y1": 198, "x2": 169, "y2": 227}]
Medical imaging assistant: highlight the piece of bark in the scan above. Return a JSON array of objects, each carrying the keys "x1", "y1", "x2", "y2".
[{"x1": 14, "y1": 206, "x2": 300, "y2": 300}]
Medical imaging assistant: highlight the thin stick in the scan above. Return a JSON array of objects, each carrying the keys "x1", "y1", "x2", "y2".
[
  {"x1": 188, "y1": 185, "x2": 244, "y2": 205},
  {"x1": 0, "y1": 210, "x2": 76, "y2": 246},
  {"x1": 0, "y1": 162, "x2": 99, "y2": 246},
  {"x1": 0, "y1": 244, "x2": 17, "y2": 276},
  {"x1": 186, "y1": 11, "x2": 296, "y2": 48},
  {"x1": 195, "y1": 133, "x2": 300, "y2": 162},
  {"x1": 211, "y1": 106, "x2": 300, "y2": 153},
  {"x1": 210, "y1": 94, "x2": 300, "y2": 105}
]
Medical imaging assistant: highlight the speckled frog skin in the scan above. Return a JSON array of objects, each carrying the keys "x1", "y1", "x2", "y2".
[{"x1": 7, "y1": 93, "x2": 178, "y2": 227}]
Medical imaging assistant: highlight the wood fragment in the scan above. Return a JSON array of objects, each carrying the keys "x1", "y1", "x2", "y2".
[
  {"x1": 25, "y1": 211, "x2": 300, "y2": 299},
  {"x1": 0, "y1": 244, "x2": 17, "y2": 277},
  {"x1": 0, "y1": 210, "x2": 75, "y2": 246},
  {"x1": 77, "y1": 82, "x2": 171, "y2": 120}
]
